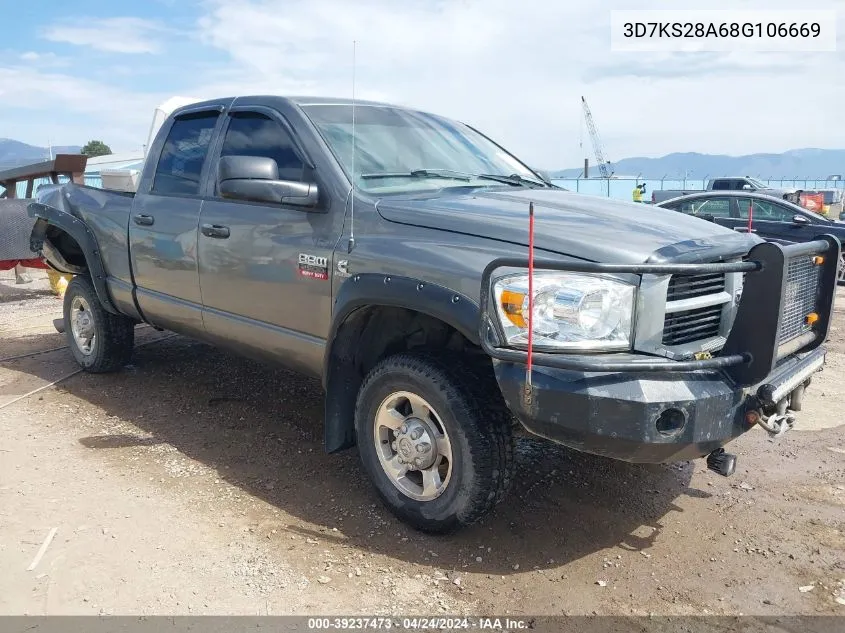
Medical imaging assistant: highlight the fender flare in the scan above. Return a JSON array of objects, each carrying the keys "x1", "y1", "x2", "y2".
[
  {"x1": 28, "y1": 202, "x2": 121, "y2": 315},
  {"x1": 322, "y1": 273, "x2": 481, "y2": 453}
]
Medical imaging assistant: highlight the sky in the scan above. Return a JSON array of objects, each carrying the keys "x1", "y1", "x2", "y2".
[{"x1": 0, "y1": 0, "x2": 842, "y2": 169}]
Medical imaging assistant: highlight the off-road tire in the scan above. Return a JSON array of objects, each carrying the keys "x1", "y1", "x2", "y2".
[
  {"x1": 63, "y1": 275, "x2": 135, "y2": 373},
  {"x1": 354, "y1": 352, "x2": 514, "y2": 534}
]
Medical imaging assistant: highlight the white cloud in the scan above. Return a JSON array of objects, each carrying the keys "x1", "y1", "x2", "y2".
[
  {"x1": 0, "y1": 65, "x2": 164, "y2": 150},
  {"x1": 2, "y1": 0, "x2": 842, "y2": 167},
  {"x1": 192, "y1": 0, "x2": 845, "y2": 168},
  {"x1": 42, "y1": 17, "x2": 167, "y2": 54}
]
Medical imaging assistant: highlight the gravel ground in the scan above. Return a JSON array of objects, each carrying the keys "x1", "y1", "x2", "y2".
[{"x1": 1, "y1": 276, "x2": 844, "y2": 617}]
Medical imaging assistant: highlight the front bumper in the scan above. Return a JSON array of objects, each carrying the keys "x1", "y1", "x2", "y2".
[
  {"x1": 494, "y1": 346, "x2": 826, "y2": 463},
  {"x1": 480, "y1": 237, "x2": 840, "y2": 463}
]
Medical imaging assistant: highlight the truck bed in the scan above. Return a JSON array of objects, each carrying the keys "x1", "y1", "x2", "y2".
[{"x1": 34, "y1": 183, "x2": 136, "y2": 287}]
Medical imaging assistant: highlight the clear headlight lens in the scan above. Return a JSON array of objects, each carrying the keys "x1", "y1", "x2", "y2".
[{"x1": 492, "y1": 272, "x2": 636, "y2": 351}]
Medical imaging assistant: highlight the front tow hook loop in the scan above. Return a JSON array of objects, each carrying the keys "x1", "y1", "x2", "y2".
[{"x1": 706, "y1": 448, "x2": 737, "y2": 477}]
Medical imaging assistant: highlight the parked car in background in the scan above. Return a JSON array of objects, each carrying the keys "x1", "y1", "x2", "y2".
[
  {"x1": 657, "y1": 191, "x2": 845, "y2": 281},
  {"x1": 651, "y1": 176, "x2": 799, "y2": 205}
]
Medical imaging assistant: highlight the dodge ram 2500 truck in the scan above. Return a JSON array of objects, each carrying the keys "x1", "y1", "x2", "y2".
[{"x1": 28, "y1": 96, "x2": 839, "y2": 533}]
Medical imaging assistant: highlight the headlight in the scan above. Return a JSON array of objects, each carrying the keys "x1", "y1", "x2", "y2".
[{"x1": 492, "y1": 272, "x2": 636, "y2": 351}]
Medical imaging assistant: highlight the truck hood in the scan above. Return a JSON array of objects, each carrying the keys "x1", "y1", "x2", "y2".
[{"x1": 376, "y1": 188, "x2": 759, "y2": 264}]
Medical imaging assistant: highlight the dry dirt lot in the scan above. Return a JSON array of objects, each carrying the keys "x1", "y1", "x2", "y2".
[{"x1": 1, "y1": 276, "x2": 844, "y2": 617}]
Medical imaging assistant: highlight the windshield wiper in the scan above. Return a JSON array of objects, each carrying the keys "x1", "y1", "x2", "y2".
[
  {"x1": 360, "y1": 169, "x2": 472, "y2": 181},
  {"x1": 476, "y1": 173, "x2": 546, "y2": 187}
]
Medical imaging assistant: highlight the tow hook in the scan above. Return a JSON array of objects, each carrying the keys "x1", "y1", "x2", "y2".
[
  {"x1": 750, "y1": 382, "x2": 805, "y2": 439},
  {"x1": 756, "y1": 412, "x2": 796, "y2": 438},
  {"x1": 706, "y1": 448, "x2": 737, "y2": 477}
]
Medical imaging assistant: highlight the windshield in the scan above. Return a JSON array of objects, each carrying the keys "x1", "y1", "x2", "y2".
[{"x1": 301, "y1": 104, "x2": 544, "y2": 194}]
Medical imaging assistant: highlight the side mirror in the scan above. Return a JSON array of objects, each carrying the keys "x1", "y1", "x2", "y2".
[
  {"x1": 792, "y1": 214, "x2": 810, "y2": 225},
  {"x1": 218, "y1": 155, "x2": 319, "y2": 208},
  {"x1": 741, "y1": 184, "x2": 753, "y2": 190}
]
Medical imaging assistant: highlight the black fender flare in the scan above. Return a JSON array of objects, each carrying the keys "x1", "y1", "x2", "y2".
[
  {"x1": 28, "y1": 202, "x2": 121, "y2": 315},
  {"x1": 322, "y1": 273, "x2": 481, "y2": 453}
]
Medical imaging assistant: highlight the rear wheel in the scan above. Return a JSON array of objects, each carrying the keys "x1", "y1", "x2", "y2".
[
  {"x1": 63, "y1": 276, "x2": 135, "y2": 372},
  {"x1": 354, "y1": 352, "x2": 514, "y2": 533}
]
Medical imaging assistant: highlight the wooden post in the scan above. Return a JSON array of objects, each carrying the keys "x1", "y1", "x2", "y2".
[
  {"x1": 71, "y1": 171, "x2": 85, "y2": 185},
  {"x1": 5, "y1": 179, "x2": 16, "y2": 199},
  {"x1": 25, "y1": 177, "x2": 34, "y2": 198}
]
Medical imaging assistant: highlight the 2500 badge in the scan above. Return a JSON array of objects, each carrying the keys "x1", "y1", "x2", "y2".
[{"x1": 299, "y1": 253, "x2": 329, "y2": 280}]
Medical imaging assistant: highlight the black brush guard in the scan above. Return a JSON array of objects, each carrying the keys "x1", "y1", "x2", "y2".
[{"x1": 479, "y1": 235, "x2": 840, "y2": 388}]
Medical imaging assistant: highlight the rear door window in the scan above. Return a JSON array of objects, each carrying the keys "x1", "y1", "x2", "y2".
[
  {"x1": 677, "y1": 197, "x2": 732, "y2": 217},
  {"x1": 152, "y1": 112, "x2": 219, "y2": 196}
]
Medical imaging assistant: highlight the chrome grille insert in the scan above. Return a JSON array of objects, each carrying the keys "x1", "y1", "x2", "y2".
[
  {"x1": 661, "y1": 273, "x2": 730, "y2": 347},
  {"x1": 662, "y1": 303, "x2": 723, "y2": 346},
  {"x1": 666, "y1": 272, "x2": 725, "y2": 302}
]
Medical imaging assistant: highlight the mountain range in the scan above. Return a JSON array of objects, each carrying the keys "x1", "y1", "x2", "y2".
[
  {"x1": 0, "y1": 139, "x2": 82, "y2": 171},
  {"x1": 1, "y1": 138, "x2": 843, "y2": 181},
  {"x1": 551, "y1": 149, "x2": 845, "y2": 180}
]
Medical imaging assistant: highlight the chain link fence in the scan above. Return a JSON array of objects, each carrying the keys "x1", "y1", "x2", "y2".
[{"x1": 551, "y1": 177, "x2": 845, "y2": 203}]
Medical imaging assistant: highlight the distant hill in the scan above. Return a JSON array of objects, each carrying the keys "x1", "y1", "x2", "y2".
[
  {"x1": 551, "y1": 148, "x2": 845, "y2": 180},
  {"x1": 0, "y1": 139, "x2": 82, "y2": 171}
]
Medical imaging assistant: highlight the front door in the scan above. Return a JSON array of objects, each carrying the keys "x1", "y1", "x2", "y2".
[
  {"x1": 735, "y1": 198, "x2": 813, "y2": 244},
  {"x1": 196, "y1": 108, "x2": 344, "y2": 376},
  {"x1": 129, "y1": 109, "x2": 221, "y2": 334}
]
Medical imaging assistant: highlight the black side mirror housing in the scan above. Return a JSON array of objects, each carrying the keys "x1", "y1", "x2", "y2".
[
  {"x1": 792, "y1": 214, "x2": 810, "y2": 225},
  {"x1": 218, "y1": 155, "x2": 319, "y2": 208}
]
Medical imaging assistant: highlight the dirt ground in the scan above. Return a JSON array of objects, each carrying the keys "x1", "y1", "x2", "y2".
[{"x1": 1, "y1": 274, "x2": 844, "y2": 617}]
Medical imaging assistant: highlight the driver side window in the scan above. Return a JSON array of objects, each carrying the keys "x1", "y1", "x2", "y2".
[
  {"x1": 219, "y1": 112, "x2": 307, "y2": 184},
  {"x1": 736, "y1": 199, "x2": 794, "y2": 221}
]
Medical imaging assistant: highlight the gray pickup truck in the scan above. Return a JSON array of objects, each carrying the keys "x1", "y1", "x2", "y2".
[
  {"x1": 651, "y1": 177, "x2": 799, "y2": 205},
  {"x1": 28, "y1": 96, "x2": 839, "y2": 533}
]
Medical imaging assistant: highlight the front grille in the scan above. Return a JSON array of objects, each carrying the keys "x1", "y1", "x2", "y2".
[
  {"x1": 779, "y1": 255, "x2": 822, "y2": 344},
  {"x1": 662, "y1": 304, "x2": 723, "y2": 346},
  {"x1": 666, "y1": 272, "x2": 726, "y2": 301}
]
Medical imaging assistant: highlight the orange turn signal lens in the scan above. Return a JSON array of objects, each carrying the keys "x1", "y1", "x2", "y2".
[
  {"x1": 813, "y1": 256, "x2": 825, "y2": 265},
  {"x1": 500, "y1": 290, "x2": 527, "y2": 327},
  {"x1": 806, "y1": 312, "x2": 819, "y2": 325}
]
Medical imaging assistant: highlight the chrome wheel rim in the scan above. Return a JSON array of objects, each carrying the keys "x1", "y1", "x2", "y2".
[
  {"x1": 838, "y1": 254, "x2": 845, "y2": 282},
  {"x1": 70, "y1": 296, "x2": 96, "y2": 356},
  {"x1": 373, "y1": 391, "x2": 453, "y2": 502}
]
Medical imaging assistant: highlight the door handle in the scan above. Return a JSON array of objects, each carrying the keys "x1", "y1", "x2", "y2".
[
  {"x1": 133, "y1": 214, "x2": 155, "y2": 226},
  {"x1": 201, "y1": 223, "x2": 231, "y2": 239}
]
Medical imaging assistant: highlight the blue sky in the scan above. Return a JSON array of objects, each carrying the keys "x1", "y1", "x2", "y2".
[{"x1": 0, "y1": 0, "x2": 842, "y2": 168}]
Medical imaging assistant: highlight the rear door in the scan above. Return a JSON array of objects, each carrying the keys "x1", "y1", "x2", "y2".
[
  {"x1": 668, "y1": 196, "x2": 739, "y2": 229},
  {"x1": 196, "y1": 107, "x2": 344, "y2": 376},
  {"x1": 129, "y1": 108, "x2": 223, "y2": 334}
]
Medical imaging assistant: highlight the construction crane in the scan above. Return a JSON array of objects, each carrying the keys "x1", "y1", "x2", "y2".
[{"x1": 581, "y1": 96, "x2": 613, "y2": 179}]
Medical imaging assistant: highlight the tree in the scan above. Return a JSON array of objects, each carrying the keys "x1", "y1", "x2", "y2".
[{"x1": 81, "y1": 140, "x2": 112, "y2": 157}]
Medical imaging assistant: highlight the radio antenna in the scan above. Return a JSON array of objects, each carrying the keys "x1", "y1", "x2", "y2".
[{"x1": 347, "y1": 39, "x2": 357, "y2": 253}]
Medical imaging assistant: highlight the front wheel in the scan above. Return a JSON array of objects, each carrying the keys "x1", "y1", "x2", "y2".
[
  {"x1": 354, "y1": 353, "x2": 514, "y2": 533},
  {"x1": 63, "y1": 276, "x2": 135, "y2": 372}
]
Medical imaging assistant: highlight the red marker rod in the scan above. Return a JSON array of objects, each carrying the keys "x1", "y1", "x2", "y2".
[{"x1": 526, "y1": 201, "x2": 535, "y2": 391}]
